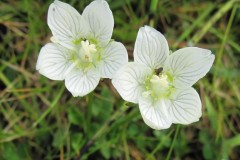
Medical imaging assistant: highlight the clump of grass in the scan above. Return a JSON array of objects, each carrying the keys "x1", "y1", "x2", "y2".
[{"x1": 0, "y1": 0, "x2": 240, "y2": 159}]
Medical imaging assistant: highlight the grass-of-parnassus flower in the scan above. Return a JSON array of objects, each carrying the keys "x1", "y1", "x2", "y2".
[
  {"x1": 112, "y1": 26, "x2": 215, "y2": 130},
  {"x1": 36, "y1": 0, "x2": 128, "y2": 96}
]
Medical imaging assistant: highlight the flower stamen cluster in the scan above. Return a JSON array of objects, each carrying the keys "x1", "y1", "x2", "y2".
[{"x1": 143, "y1": 71, "x2": 174, "y2": 101}]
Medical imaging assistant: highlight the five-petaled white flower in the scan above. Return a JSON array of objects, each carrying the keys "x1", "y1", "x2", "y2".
[
  {"x1": 36, "y1": 0, "x2": 128, "y2": 96},
  {"x1": 112, "y1": 26, "x2": 215, "y2": 130}
]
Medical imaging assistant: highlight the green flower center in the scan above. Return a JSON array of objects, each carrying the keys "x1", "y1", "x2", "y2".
[
  {"x1": 150, "y1": 74, "x2": 169, "y2": 95},
  {"x1": 78, "y1": 40, "x2": 97, "y2": 63},
  {"x1": 143, "y1": 72, "x2": 174, "y2": 100},
  {"x1": 71, "y1": 39, "x2": 100, "y2": 69}
]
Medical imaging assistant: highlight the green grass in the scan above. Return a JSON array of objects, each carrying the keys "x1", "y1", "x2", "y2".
[{"x1": 0, "y1": 0, "x2": 240, "y2": 159}]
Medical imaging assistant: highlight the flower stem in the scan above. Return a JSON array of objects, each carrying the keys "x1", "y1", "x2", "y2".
[
  {"x1": 165, "y1": 124, "x2": 180, "y2": 160},
  {"x1": 32, "y1": 85, "x2": 65, "y2": 127}
]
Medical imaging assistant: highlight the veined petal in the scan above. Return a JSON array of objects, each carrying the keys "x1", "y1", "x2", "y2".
[
  {"x1": 112, "y1": 62, "x2": 152, "y2": 103},
  {"x1": 36, "y1": 43, "x2": 73, "y2": 80},
  {"x1": 139, "y1": 96, "x2": 172, "y2": 130},
  {"x1": 168, "y1": 87, "x2": 202, "y2": 124},
  {"x1": 164, "y1": 47, "x2": 215, "y2": 88},
  {"x1": 134, "y1": 26, "x2": 169, "y2": 69},
  {"x1": 82, "y1": 0, "x2": 114, "y2": 47},
  {"x1": 98, "y1": 41, "x2": 128, "y2": 78},
  {"x1": 48, "y1": 0, "x2": 88, "y2": 49},
  {"x1": 65, "y1": 68, "x2": 100, "y2": 97}
]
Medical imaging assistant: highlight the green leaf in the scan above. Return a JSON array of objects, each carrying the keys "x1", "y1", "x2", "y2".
[
  {"x1": 100, "y1": 144, "x2": 110, "y2": 159},
  {"x1": 0, "y1": 142, "x2": 29, "y2": 160},
  {"x1": 71, "y1": 132, "x2": 85, "y2": 154},
  {"x1": 67, "y1": 106, "x2": 84, "y2": 126},
  {"x1": 52, "y1": 126, "x2": 68, "y2": 148}
]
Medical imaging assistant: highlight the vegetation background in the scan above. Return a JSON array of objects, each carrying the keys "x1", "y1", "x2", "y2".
[{"x1": 0, "y1": 0, "x2": 240, "y2": 159}]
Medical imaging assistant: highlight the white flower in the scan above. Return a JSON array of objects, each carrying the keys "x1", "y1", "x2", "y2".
[
  {"x1": 36, "y1": 0, "x2": 128, "y2": 96},
  {"x1": 112, "y1": 26, "x2": 215, "y2": 130}
]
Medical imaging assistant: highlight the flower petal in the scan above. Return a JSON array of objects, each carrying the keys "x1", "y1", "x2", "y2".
[
  {"x1": 82, "y1": 0, "x2": 114, "y2": 47},
  {"x1": 168, "y1": 87, "x2": 202, "y2": 125},
  {"x1": 134, "y1": 26, "x2": 169, "y2": 69},
  {"x1": 112, "y1": 62, "x2": 152, "y2": 103},
  {"x1": 139, "y1": 96, "x2": 172, "y2": 130},
  {"x1": 48, "y1": 0, "x2": 87, "y2": 49},
  {"x1": 65, "y1": 68, "x2": 100, "y2": 97},
  {"x1": 164, "y1": 47, "x2": 215, "y2": 88},
  {"x1": 98, "y1": 41, "x2": 128, "y2": 78},
  {"x1": 36, "y1": 43, "x2": 73, "y2": 80}
]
